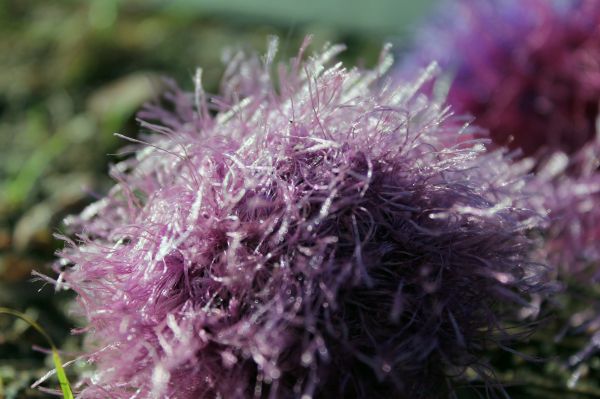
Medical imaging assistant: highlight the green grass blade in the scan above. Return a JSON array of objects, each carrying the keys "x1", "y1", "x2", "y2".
[
  {"x1": 52, "y1": 351, "x2": 74, "y2": 399},
  {"x1": 0, "y1": 308, "x2": 74, "y2": 399}
]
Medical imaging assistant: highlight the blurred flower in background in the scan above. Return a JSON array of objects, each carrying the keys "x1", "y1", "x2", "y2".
[{"x1": 399, "y1": 0, "x2": 600, "y2": 162}]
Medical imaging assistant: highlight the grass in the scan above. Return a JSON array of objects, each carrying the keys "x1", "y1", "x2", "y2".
[{"x1": 0, "y1": 308, "x2": 73, "y2": 399}]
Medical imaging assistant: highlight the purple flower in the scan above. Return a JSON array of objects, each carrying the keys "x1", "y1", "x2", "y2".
[
  {"x1": 57, "y1": 38, "x2": 546, "y2": 398},
  {"x1": 400, "y1": 0, "x2": 600, "y2": 161}
]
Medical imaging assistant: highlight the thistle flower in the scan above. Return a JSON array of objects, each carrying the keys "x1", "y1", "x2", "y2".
[
  {"x1": 56, "y1": 38, "x2": 546, "y2": 398},
  {"x1": 399, "y1": 0, "x2": 600, "y2": 161}
]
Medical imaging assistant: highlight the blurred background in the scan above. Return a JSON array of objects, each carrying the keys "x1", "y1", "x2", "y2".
[{"x1": 1, "y1": 1, "x2": 599, "y2": 398}]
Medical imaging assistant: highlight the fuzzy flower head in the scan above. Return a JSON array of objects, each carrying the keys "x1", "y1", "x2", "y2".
[
  {"x1": 57, "y1": 38, "x2": 546, "y2": 398},
  {"x1": 400, "y1": 0, "x2": 600, "y2": 161}
]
